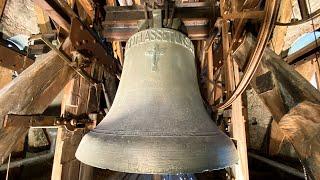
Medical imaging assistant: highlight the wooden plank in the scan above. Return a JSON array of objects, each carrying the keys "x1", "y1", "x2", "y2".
[
  {"x1": 0, "y1": 66, "x2": 11, "y2": 89},
  {"x1": 51, "y1": 128, "x2": 85, "y2": 180},
  {"x1": 77, "y1": 0, "x2": 94, "y2": 20},
  {"x1": 230, "y1": 65, "x2": 249, "y2": 180},
  {"x1": 34, "y1": 0, "x2": 71, "y2": 32},
  {"x1": 103, "y1": 25, "x2": 209, "y2": 41},
  {"x1": 0, "y1": 0, "x2": 7, "y2": 20},
  {"x1": 315, "y1": 59, "x2": 320, "y2": 89},
  {"x1": 52, "y1": 76, "x2": 90, "y2": 180},
  {"x1": 270, "y1": 0, "x2": 292, "y2": 55},
  {"x1": 111, "y1": 0, "x2": 124, "y2": 67},
  {"x1": 295, "y1": 60, "x2": 316, "y2": 82},
  {"x1": 207, "y1": 45, "x2": 214, "y2": 104},
  {"x1": 297, "y1": 0, "x2": 309, "y2": 20},
  {"x1": 102, "y1": 4, "x2": 212, "y2": 41},
  {"x1": 285, "y1": 38, "x2": 320, "y2": 64},
  {"x1": 0, "y1": 40, "x2": 75, "y2": 127},
  {"x1": 221, "y1": 17, "x2": 249, "y2": 180},
  {"x1": 106, "y1": 0, "x2": 116, "y2": 6},
  {"x1": 0, "y1": 116, "x2": 29, "y2": 164},
  {"x1": 112, "y1": 41, "x2": 124, "y2": 65},
  {"x1": 0, "y1": 42, "x2": 34, "y2": 72},
  {"x1": 222, "y1": 10, "x2": 264, "y2": 20},
  {"x1": 52, "y1": 63, "x2": 106, "y2": 179},
  {"x1": 34, "y1": 4, "x2": 53, "y2": 33},
  {"x1": 0, "y1": 40, "x2": 75, "y2": 164}
]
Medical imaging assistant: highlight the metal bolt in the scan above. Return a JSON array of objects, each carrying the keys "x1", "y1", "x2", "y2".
[
  {"x1": 93, "y1": 39, "x2": 97, "y2": 44},
  {"x1": 82, "y1": 40, "x2": 87, "y2": 44},
  {"x1": 76, "y1": 41, "x2": 81, "y2": 46},
  {"x1": 80, "y1": 25, "x2": 84, "y2": 30},
  {"x1": 70, "y1": 119, "x2": 77, "y2": 126}
]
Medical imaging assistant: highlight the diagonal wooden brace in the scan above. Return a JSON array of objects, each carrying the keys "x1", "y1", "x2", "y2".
[
  {"x1": 0, "y1": 38, "x2": 76, "y2": 165},
  {"x1": 233, "y1": 33, "x2": 320, "y2": 180}
]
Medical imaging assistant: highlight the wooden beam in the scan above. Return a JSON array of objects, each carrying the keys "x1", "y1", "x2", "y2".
[
  {"x1": 34, "y1": 0, "x2": 71, "y2": 32},
  {"x1": 222, "y1": 10, "x2": 264, "y2": 20},
  {"x1": 0, "y1": 116, "x2": 29, "y2": 164},
  {"x1": 270, "y1": 0, "x2": 292, "y2": 55},
  {"x1": 0, "y1": 40, "x2": 75, "y2": 127},
  {"x1": 233, "y1": 33, "x2": 320, "y2": 179},
  {"x1": 284, "y1": 38, "x2": 320, "y2": 65},
  {"x1": 230, "y1": 62, "x2": 249, "y2": 180},
  {"x1": 112, "y1": 41, "x2": 124, "y2": 65},
  {"x1": 0, "y1": 66, "x2": 11, "y2": 89},
  {"x1": 297, "y1": 0, "x2": 309, "y2": 20},
  {"x1": 0, "y1": 39, "x2": 75, "y2": 164},
  {"x1": 268, "y1": 0, "x2": 293, "y2": 153},
  {"x1": 52, "y1": 63, "x2": 105, "y2": 180},
  {"x1": 34, "y1": 4, "x2": 53, "y2": 34},
  {"x1": 102, "y1": 3, "x2": 213, "y2": 41},
  {"x1": 279, "y1": 101, "x2": 320, "y2": 180},
  {"x1": 0, "y1": 41, "x2": 34, "y2": 72},
  {"x1": 207, "y1": 45, "x2": 214, "y2": 104},
  {"x1": 221, "y1": 17, "x2": 249, "y2": 180},
  {"x1": 77, "y1": 0, "x2": 94, "y2": 20},
  {"x1": 0, "y1": 0, "x2": 7, "y2": 20}
]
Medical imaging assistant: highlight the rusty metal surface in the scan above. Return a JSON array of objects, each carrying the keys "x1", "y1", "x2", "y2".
[
  {"x1": 0, "y1": 41, "x2": 34, "y2": 72},
  {"x1": 70, "y1": 18, "x2": 118, "y2": 74}
]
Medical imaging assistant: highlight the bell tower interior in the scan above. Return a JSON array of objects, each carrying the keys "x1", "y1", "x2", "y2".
[{"x1": 0, "y1": 0, "x2": 319, "y2": 179}]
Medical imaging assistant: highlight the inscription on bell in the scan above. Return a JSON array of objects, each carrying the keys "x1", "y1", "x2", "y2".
[
  {"x1": 125, "y1": 28, "x2": 194, "y2": 56},
  {"x1": 145, "y1": 44, "x2": 165, "y2": 71}
]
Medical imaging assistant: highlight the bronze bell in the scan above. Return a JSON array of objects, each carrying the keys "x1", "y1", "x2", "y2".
[{"x1": 76, "y1": 28, "x2": 238, "y2": 174}]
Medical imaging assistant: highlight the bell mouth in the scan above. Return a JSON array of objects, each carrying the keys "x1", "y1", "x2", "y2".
[{"x1": 75, "y1": 131, "x2": 238, "y2": 174}]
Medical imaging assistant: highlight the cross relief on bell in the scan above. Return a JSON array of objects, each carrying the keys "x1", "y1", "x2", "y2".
[{"x1": 145, "y1": 44, "x2": 166, "y2": 72}]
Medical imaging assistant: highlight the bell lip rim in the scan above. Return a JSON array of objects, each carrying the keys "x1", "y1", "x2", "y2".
[
  {"x1": 76, "y1": 154, "x2": 238, "y2": 175},
  {"x1": 89, "y1": 129, "x2": 227, "y2": 137},
  {"x1": 75, "y1": 132, "x2": 239, "y2": 174}
]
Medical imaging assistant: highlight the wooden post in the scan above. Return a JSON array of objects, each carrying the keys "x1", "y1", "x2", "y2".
[
  {"x1": 207, "y1": 45, "x2": 214, "y2": 104},
  {"x1": 52, "y1": 63, "x2": 107, "y2": 180},
  {"x1": 52, "y1": 76, "x2": 90, "y2": 180},
  {"x1": 233, "y1": 33, "x2": 320, "y2": 180},
  {"x1": 221, "y1": 18, "x2": 249, "y2": 180}
]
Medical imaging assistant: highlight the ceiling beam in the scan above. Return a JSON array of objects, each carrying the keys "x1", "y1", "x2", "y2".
[{"x1": 102, "y1": 3, "x2": 214, "y2": 41}]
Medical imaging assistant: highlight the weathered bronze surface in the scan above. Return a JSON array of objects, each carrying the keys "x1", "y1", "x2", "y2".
[{"x1": 76, "y1": 28, "x2": 238, "y2": 174}]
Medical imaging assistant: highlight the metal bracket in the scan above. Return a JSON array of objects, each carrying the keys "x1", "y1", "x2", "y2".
[
  {"x1": 69, "y1": 18, "x2": 118, "y2": 74},
  {"x1": 4, "y1": 114, "x2": 95, "y2": 132},
  {"x1": 29, "y1": 34, "x2": 99, "y2": 84}
]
